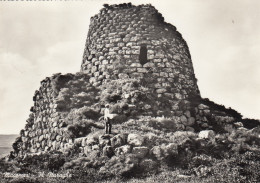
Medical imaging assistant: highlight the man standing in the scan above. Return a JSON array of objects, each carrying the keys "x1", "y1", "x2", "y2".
[{"x1": 104, "y1": 104, "x2": 112, "y2": 134}]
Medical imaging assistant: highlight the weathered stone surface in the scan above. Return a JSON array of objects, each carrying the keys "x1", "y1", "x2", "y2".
[
  {"x1": 92, "y1": 144, "x2": 100, "y2": 151},
  {"x1": 115, "y1": 145, "x2": 132, "y2": 156},
  {"x1": 198, "y1": 104, "x2": 209, "y2": 110},
  {"x1": 165, "y1": 143, "x2": 178, "y2": 156},
  {"x1": 132, "y1": 146, "x2": 149, "y2": 158},
  {"x1": 156, "y1": 88, "x2": 167, "y2": 94},
  {"x1": 198, "y1": 130, "x2": 215, "y2": 140},
  {"x1": 86, "y1": 135, "x2": 99, "y2": 146},
  {"x1": 102, "y1": 145, "x2": 114, "y2": 157},
  {"x1": 111, "y1": 134, "x2": 126, "y2": 148},
  {"x1": 127, "y1": 134, "x2": 144, "y2": 146},
  {"x1": 99, "y1": 134, "x2": 112, "y2": 147},
  {"x1": 73, "y1": 138, "x2": 82, "y2": 146},
  {"x1": 139, "y1": 159, "x2": 158, "y2": 172},
  {"x1": 84, "y1": 146, "x2": 92, "y2": 155},
  {"x1": 180, "y1": 115, "x2": 188, "y2": 124},
  {"x1": 150, "y1": 146, "x2": 164, "y2": 160}
]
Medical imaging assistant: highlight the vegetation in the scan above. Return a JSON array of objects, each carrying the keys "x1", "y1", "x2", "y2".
[
  {"x1": 1, "y1": 125, "x2": 260, "y2": 182},
  {"x1": 3, "y1": 72, "x2": 259, "y2": 182}
]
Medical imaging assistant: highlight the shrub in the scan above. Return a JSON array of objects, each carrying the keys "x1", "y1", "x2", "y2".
[
  {"x1": 66, "y1": 120, "x2": 95, "y2": 138},
  {"x1": 99, "y1": 154, "x2": 139, "y2": 178},
  {"x1": 242, "y1": 118, "x2": 260, "y2": 129},
  {"x1": 12, "y1": 137, "x2": 22, "y2": 154},
  {"x1": 170, "y1": 131, "x2": 197, "y2": 146},
  {"x1": 146, "y1": 117, "x2": 177, "y2": 132},
  {"x1": 20, "y1": 152, "x2": 66, "y2": 172},
  {"x1": 202, "y1": 98, "x2": 242, "y2": 121}
]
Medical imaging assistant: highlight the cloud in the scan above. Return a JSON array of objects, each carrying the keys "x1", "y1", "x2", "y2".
[
  {"x1": 0, "y1": 52, "x2": 35, "y2": 134},
  {"x1": 35, "y1": 41, "x2": 82, "y2": 78}
]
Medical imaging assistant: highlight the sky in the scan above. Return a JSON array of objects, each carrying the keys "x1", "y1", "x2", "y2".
[{"x1": 0, "y1": 0, "x2": 259, "y2": 134}]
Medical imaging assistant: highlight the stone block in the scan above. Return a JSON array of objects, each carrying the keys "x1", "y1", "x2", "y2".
[
  {"x1": 187, "y1": 117, "x2": 195, "y2": 126},
  {"x1": 51, "y1": 141, "x2": 56, "y2": 150},
  {"x1": 127, "y1": 134, "x2": 144, "y2": 146},
  {"x1": 84, "y1": 146, "x2": 92, "y2": 155},
  {"x1": 86, "y1": 135, "x2": 99, "y2": 146},
  {"x1": 162, "y1": 82, "x2": 170, "y2": 87},
  {"x1": 154, "y1": 83, "x2": 161, "y2": 88},
  {"x1": 154, "y1": 58, "x2": 161, "y2": 63},
  {"x1": 130, "y1": 72, "x2": 143, "y2": 78},
  {"x1": 111, "y1": 134, "x2": 126, "y2": 148},
  {"x1": 102, "y1": 145, "x2": 114, "y2": 158},
  {"x1": 198, "y1": 130, "x2": 215, "y2": 140},
  {"x1": 56, "y1": 135, "x2": 62, "y2": 142},
  {"x1": 156, "y1": 88, "x2": 167, "y2": 94},
  {"x1": 184, "y1": 110, "x2": 191, "y2": 118},
  {"x1": 143, "y1": 62, "x2": 155, "y2": 67},
  {"x1": 92, "y1": 144, "x2": 100, "y2": 151},
  {"x1": 160, "y1": 72, "x2": 168, "y2": 77},
  {"x1": 115, "y1": 145, "x2": 132, "y2": 156},
  {"x1": 180, "y1": 115, "x2": 188, "y2": 124},
  {"x1": 186, "y1": 126, "x2": 195, "y2": 132},
  {"x1": 165, "y1": 143, "x2": 178, "y2": 156},
  {"x1": 147, "y1": 54, "x2": 154, "y2": 60},
  {"x1": 130, "y1": 63, "x2": 142, "y2": 67},
  {"x1": 150, "y1": 146, "x2": 164, "y2": 160},
  {"x1": 39, "y1": 135, "x2": 44, "y2": 142},
  {"x1": 198, "y1": 104, "x2": 209, "y2": 110},
  {"x1": 175, "y1": 93, "x2": 183, "y2": 100},
  {"x1": 99, "y1": 134, "x2": 112, "y2": 147},
  {"x1": 137, "y1": 68, "x2": 148, "y2": 73},
  {"x1": 132, "y1": 146, "x2": 149, "y2": 158}
]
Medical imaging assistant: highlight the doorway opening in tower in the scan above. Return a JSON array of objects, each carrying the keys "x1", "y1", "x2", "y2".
[{"x1": 139, "y1": 45, "x2": 148, "y2": 66}]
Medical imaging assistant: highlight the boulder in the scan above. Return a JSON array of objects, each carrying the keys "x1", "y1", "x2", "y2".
[
  {"x1": 111, "y1": 134, "x2": 126, "y2": 148},
  {"x1": 86, "y1": 135, "x2": 98, "y2": 146},
  {"x1": 74, "y1": 137, "x2": 83, "y2": 146},
  {"x1": 187, "y1": 117, "x2": 195, "y2": 126},
  {"x1": 180, "y1": 115, "x2": 188, "y2": 124},
  {"x1": 198, "y1": 104, "x2": 209, "y2": 110},
  {"x1": 198, "y1": 130, "x2": 215, "y2": 140},
  {"x1": 234, "y1": 122, "x2": 244, "y2": 128},
  {"x1": 81, "y1": 137, "x2": 88, "y2": 147},
  {"x1": 92, "y1": 144, "x2": 100, "y2": 151},
  {"x1": 250, "y1": 126, "x2": 260, "y2": 134},
  {"x1": 83, "y1": 146, "x2": 92, "y2": 155},
  {"x1": 165, "y1": 143, "x2": 178, "y2": 156},
  {"x1": 125, "y1": 154, "x2": 139, "y2": 165},
  {"x1": 99, "y1": 134, "x2": 112, "y2": 147},
  {"x1": 186, "y1": 126, "x2": 195, "y2": 132},
  {"x1": 132, "y1": 146, "x2": 149, "y2": 158},
  {"x1": 115, "y1": 145, "x2": 132, "y2": 156},
  {"x1": 139, "y1": 159, "x2": 158, "y2": 173},
  {"x1": 150, "y1": 146, "x2": 164, "y2": 160},
  {"x1": 184, "y1": 110, "x2": 191, "y2": 118},
  {"x1": 127, "y1": 134, "x2": 144, "y2": 146},
  {"x1": 102, "y1": 145, "x2": 114, "y2": 158}
]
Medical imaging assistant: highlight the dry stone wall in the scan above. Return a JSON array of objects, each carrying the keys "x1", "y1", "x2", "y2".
[
  {"x1": 16, "y1": 75, "x2": 68, "y2": 157},
  {"x1": 81, "y1": 3, "x2": 200, "y2": 100},
  {"x1": 14, "y1": 73, "x2": 95, "y2": 157}
]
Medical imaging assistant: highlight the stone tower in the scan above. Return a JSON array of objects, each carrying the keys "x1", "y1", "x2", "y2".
[
  {"x1": 81, "y1": 3, "x2": 200, "y2": 100},
  {"x1": 10, "y1": 3, "x2": 240, "y2": 159}
]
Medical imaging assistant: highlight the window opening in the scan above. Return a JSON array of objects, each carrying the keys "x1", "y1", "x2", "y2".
[{"x1": 139, "y1": 45, "x2": 148, "y2": 65}]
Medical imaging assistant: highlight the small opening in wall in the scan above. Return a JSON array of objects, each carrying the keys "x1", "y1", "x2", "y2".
[
  {"x1": 139, "y1": 44, "x2": 148, "y2": 66},
  {"x1": 120, "y1": 34, "x2": 126, "y2": 39}
]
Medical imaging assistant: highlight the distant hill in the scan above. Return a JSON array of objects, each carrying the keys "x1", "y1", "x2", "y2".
[{"x1": 0, "y1": 134, "x2": 19, "y2": 158}]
